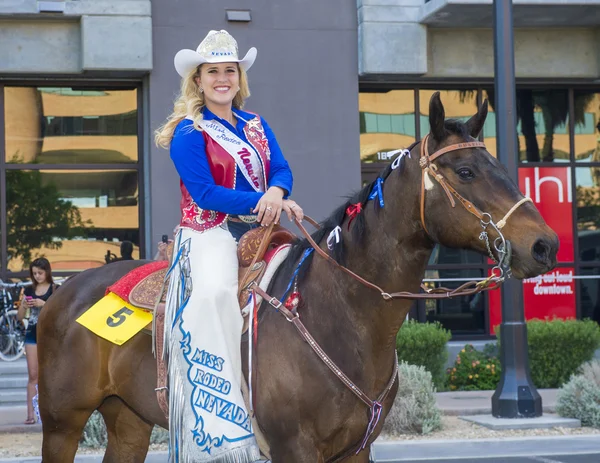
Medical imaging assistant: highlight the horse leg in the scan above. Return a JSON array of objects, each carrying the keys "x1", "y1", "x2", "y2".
[
  {"x1": 40, "y1": 406, "x2": 94, "y2": 462},
  {"x1": 98, "y1": 396, "x2": 153, "y2": 463},
  {"x1": 39, "y1": 329, "x2": 106, "y2": 462}
]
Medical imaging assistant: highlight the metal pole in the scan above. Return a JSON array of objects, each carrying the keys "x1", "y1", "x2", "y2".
[{"x1": 491, "y1": 0, "x2": 542, "y2": 418}]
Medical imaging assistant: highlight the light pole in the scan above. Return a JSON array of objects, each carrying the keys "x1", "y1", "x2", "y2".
[{"x1": 490, "y1": 0, "x2": 542, "y2": 418}]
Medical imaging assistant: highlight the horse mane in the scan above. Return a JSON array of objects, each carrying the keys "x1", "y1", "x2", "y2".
[
  {"x1": 279, "y1": 119, "x2": 470, "y2": 292},
  {"x1": 444, "y1": 118, "x2": 471, "y2": 140}
]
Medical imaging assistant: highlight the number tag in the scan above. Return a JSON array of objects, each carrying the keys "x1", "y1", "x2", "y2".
[
  {"x1": 106, "y1": 307, "x2": 134, "y2": 327},
  {"x1": 76, "y1": 292, "x2": 153, "y2": 345}
]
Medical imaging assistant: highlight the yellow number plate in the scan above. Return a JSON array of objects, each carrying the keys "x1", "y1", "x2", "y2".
[{"x1": 76, "y1": 292, "x2": 153, "y2": 346}]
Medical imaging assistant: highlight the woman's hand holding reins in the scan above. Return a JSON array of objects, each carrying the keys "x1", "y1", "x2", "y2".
[
  {"x1": 283, "y1": 199, "x2": 304, "y2": 223},
  {"x1": 254, "y1": 186, "x2": 285, "y2": 226}
]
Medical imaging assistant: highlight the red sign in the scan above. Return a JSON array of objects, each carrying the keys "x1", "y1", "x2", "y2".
[
  {"x1": 489, "y1": 268, "x2": 576, "y2": 333},
  {"x1": 488, "y1": 167, "x2": 575, "y2": 333},
  {"x1": 518, "y1": 167, "x2": 573, "y2": 263},
  {"x1": 523, "y1": 268, "x2": 576, "y2": 320}
]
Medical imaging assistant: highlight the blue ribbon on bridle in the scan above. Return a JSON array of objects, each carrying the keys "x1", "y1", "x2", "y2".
[
  {"x1": 280, "y1": 248, "x2": 314, "y2": 303},
  {"x1": 368, "y1": 177, "x2": 385, "y2": 208}
]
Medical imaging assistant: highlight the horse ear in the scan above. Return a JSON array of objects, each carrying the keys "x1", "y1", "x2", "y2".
[
  {"x1": 465, "y1": 99, "x2": 489, "y2": 139},
  {"x1": 429, "y1": 92, "x2": 446, "y2": 141}
]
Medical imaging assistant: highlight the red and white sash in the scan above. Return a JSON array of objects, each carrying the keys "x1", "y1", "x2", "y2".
[{"x1": 197, "y1": 117, "x2": 266, "y2": 193}]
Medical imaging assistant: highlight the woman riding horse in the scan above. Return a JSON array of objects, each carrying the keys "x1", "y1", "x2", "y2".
[
  {"x1": 154, "y1": 29, "x2": 303, "y2": 462},
  {"x1": 37, "y1": 92, "x2": 558, "y2": 463}
]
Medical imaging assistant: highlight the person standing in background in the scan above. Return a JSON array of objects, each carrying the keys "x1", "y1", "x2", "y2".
[{"x1": 17, "y1": 257, "x2": 58, "y2": 425}]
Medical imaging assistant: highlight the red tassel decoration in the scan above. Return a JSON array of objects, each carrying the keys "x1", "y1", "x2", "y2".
[
  {"x1": 285, "y1": 277, "x2": 303, "y2": 311},
  {"x1": 346, "y1": 202, "x2": 363, "y2": 230}
]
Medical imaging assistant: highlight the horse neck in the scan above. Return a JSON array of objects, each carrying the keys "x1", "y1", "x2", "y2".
[{"x1": 309, "y1": 155, "x2": 434, "y2": 365}]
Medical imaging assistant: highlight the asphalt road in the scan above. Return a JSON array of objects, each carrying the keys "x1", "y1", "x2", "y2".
[{"x1": 375, "y1": 454, "x2": 600, "y2": 463}]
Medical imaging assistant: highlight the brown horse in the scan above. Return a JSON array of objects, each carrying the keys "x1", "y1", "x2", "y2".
[{"x1": 38, "y1": 93, "x2": 558, "y2": 462}]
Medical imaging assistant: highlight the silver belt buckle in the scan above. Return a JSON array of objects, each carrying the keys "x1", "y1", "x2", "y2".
[{"x1": 237, "y1": 215, "x2": 257, "y2": 224}]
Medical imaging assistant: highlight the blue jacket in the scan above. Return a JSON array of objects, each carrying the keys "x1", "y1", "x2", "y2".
[{"x1": 170, "y1": 107, "x2": 293, "y2": 216}]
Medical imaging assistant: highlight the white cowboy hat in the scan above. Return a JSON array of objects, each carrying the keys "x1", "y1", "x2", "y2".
[{"x1": 174, "y1": 30, "x2": 257, "y2": 78}]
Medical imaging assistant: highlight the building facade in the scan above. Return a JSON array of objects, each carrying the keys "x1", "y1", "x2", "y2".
[{"x1": 1, "y1": 0, "x2": 599, "y2": 338}]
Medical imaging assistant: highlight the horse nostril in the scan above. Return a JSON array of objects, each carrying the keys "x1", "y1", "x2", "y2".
[{"x1": 532, "y1": 239, "x2": 552, "y2": 265}]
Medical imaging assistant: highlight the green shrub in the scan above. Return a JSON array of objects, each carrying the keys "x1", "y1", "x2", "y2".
[
  {"x1": 497, "y1": 318, "x2": 600, "y2": 388},
  {"x1": 396, "y1": 320, "x2": 451, "y2": 389},
  {"x1": 80, "y1": 411, "x2": 107, "y2": 448},
  {"x1": 556, "y1": 360, "x2": 600, "y2": 428},
  {"x1": 579, "y1": 357, "x2": 600, "y2": 385},
  {"x1": 80, "y1": 410, "x2": 169, "y2": 448},
  {"x1": 382, "y1": 362, "x2": 442, "y2": 436},
  {"x1": 447, "y1": 344, "x2": 501, "y2": 391},
  {"x1": 150, "y1": 426, "x2": 169, "y2": 445}
]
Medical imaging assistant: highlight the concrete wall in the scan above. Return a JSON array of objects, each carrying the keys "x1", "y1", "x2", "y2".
[
  {"x1": 148, "y1": 0, "x2": 361, "y2": 249},
  {"x1": 427, "y1": 28, "x2": 600, "y2": 79},
  {"x1": 0, "y1": 0, "x2": 152, "y2": 74},
  {"x1": 358, "y1": 0, "x2": 600, "y2": 79}
]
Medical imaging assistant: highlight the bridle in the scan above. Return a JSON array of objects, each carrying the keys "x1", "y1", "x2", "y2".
[{"x1": 418, "y1": 133, "x2": 532, "y2": 281}]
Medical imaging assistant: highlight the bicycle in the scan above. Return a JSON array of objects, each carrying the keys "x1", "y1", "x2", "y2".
[{"x1": 0, "y1": 280, "x2": 30, "y2": 362}]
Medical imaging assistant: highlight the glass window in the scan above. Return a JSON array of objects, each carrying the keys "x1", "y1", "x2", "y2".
[
  {"x1": 422, "y1": 269, "x2": 486, "y2": 335},
  {"x1": 359, "y1": 90, "x2": 416, "y2": 164},
  {"x1": 6, "y1": 169, "x2": 140, "y2": 272},
  {"x1": 574, "y1": 91, "x2": 600, "y2": 162},
  {"x1": 483, "y1": 88, "x2": 569, "y2": 163},
  {"x1": 576, "y1": 167, "x2": 600, "y2": 262},
  {"x1": 419, "y1": 89, "x2": 478, "y2": 140},
  {"x1": 428, "y1": 245, "x2": 483, "y2": 266},
  {"x1": 5, "y1": 87, "x2": 138, "y2": 164},
  {"x1": 579, "y1": 268, "x2": 600, "y2": 324}
]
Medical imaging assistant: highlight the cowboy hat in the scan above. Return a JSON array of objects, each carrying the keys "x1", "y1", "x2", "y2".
[{"x1": 174, "y1": 30, "x2": 257, "y2": 78}]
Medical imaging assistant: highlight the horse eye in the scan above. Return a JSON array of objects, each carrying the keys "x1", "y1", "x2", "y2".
[{"x1": 457, "y1": 167, "x2": 475, "y2": 180}]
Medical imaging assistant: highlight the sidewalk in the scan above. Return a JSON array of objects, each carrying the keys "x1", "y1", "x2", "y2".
[
  {"x1": 0, "y1": 406, "x2": 41, "y2": 433},
  {"x1": 0, "y1": 389, "x2": 559, "y2": 432},
  {"x1": 0, "y1": 389, "x2": 579, "y2": 463},
  {"x1": 436, "y1": 388, "x2": 558, "y2": 416}
]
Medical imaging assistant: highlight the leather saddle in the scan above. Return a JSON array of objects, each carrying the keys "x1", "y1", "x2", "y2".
[{"x1": 130, "y1": 224, "x2": 296, "y2": 318}]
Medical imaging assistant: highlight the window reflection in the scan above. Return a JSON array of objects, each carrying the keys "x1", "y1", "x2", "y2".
[
  {"x1": 4, "y1": 87, "x2": 138, "y2": 164},
  {"x1": 6, "y1": 170, "x2": 139, "y2": 272},
  {"x1": 419, "y1": 90, "x2": 478, "y2": 140},
  {"x1": 423, "y1": 269, "x2": 486, "y2": 335},
  {"x1": 574, "y1": 91, "x2": 600, "y2": 163},
  {"x1": 428, "y1": 245, "x2": 482, "y2": 266},
  {"x1": 579, "y1": 268, "x2": 600, "y2": 325},
  {"x1": 576, "y1": 167, "x2": 600, "y2": 261},
  {"x1": 359, "y1": 90, "x2": 416, "y2": 164},
  {"x1": 483, "y1": 88, "x2": 569, "y2": 162}
]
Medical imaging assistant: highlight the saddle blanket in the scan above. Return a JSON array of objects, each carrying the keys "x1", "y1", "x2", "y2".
[
  {"x1": 76, "y1": 245, "x2": 291, "y2": 347},
  {"x1": 76, "y1": 261, "x2": 168, "y2": 346}
]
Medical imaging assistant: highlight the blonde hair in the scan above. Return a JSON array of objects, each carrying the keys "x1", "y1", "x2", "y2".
[{"x1": 154, "y1": 64, "x2": 251, "y2": 149}]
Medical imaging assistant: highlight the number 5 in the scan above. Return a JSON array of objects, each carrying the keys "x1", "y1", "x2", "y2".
[{"x1": 107, "y1": 307, "x2": 134, "y2": 327}]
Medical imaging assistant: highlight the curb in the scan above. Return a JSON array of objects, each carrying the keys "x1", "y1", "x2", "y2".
[
  {"x1": 0, "y1": 424, "x2": 41, "y2": 434},
  {"x1": 440, "y1": 405, "x2": 556, "y2": 417},
  {"x1": 370, "y1": 434, "x2": 600, "y2": 461}
]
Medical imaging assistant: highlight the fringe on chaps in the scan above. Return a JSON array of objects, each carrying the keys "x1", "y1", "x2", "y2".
[{"x1": 164, "y1": 226, "x2": 261, "y2": 463}]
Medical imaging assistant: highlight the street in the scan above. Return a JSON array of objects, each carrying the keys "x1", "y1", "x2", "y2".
[
  {"x1": 375, "y1": 455, "x2": 600, "y2": 463},
  {"x1": 370, "y1": 436, "x2": 600, "y2": 463}
]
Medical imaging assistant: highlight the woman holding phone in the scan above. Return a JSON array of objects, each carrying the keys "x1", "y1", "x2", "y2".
[{"x1": 17, "y1": 258, "x2": 58, "y2": 425}]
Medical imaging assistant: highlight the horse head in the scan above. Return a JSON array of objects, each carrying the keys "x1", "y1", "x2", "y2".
[{"x1": 380, "y1": 91, "x2": 558, "y2": 280}]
